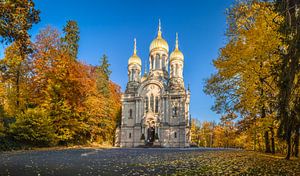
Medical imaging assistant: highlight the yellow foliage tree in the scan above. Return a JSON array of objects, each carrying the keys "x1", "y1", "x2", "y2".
[{"x1": 205, "y1": 1, "x2": 284, "y2": 153}]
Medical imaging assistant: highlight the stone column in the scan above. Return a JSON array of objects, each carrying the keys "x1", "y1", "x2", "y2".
[
  {"x1": 138, "y1": 100, "x2": 141, "y2": 122},
  {"x1": 135, "y1": 100, "x2": 138, "y2": 124},
  {"x1": 158, "y1": 125, "x2": 160, "y2": 139},
  {"x1": 166, "y1": 97, "x2": 170, "y2": 123},
  {"x1": 159, "y1": 54, "x2": 162, "y2": 69},
  {"x1": 165, "y1": 99, "x2": 167, "y2": 123},
  {"x1": 162, "y1": 97, "x2": 165, "y2": 122}
]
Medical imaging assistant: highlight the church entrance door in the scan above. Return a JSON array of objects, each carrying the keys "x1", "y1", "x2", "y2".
[{"x1": 147, "y1": 127, "x2": 155, "y2": 145}]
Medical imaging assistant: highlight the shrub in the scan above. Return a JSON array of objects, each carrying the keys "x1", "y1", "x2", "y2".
[{"x1": 9, "y1": 108, "x2": 57, "y2": 146}]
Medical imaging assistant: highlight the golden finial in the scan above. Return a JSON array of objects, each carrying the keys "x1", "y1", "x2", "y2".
[
  {"x1": 175, "y1": 32, "x2": 179, "y2": 50},
  {"x1": 158, "y1": 19, "x2": 161, "y2": 32},
  {"x1": 144, "y1": 59, "x2": 147, "y2": 74},
  {"x1": 133, "y1": 38, "x2": 137, "y2": 55},
  {"x1": 158, "y1": 19, "x2": 162, "y2": 37}
]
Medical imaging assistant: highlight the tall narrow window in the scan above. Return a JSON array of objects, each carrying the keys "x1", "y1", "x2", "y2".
[
  {"x1": 174, "y1": 132, "x2": 177, "y2": 138},
  {"x1": 129, "y1": 133, "x2": 131, "y2": 138},
  {"x1": 129, "y1": 109, "x2": 132, "y2": 118},
  {"x1": 151, "y1": 56, "x2": 154, "y2": 70},
  {"x1": 155, "y1": 97, "x2": 159, "y2": 113},
  {"x1": 173, "y1": 107, "x2": 178, "y2": 116},
  {"x1": 145, "y1": 97, "x2": 149, "y2": 112},
  {"x1": 132, "y1": 69, "x2": 136, "y2": 81},
  {"x1": 150, "y1": 94, "x2": 154, "y2": 112},
  {"x1": 155, "y1": 55, "x2": 160, "y2": 69},
  {"x1": 162, "y1": 55, "x2": 166, "y2": 70}
]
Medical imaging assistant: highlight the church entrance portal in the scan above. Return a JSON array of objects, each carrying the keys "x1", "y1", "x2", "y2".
[{"x1": 147, "y1": 127, "x2": 155, "y2": 145}]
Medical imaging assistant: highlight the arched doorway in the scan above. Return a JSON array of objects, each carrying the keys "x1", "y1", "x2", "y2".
[
  {"x1": 144, "y1": 112, "x2": 156, "y2": 146},
  {"x1": 147, "y1": 126, "x2": 155, "y2": 145}
]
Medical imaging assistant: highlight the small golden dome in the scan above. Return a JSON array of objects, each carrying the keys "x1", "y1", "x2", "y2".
[
  {"x1": 170, "y1": 33, "x2": 184, "y2": 62},
  {"x1": 128, "y1": 38, "x2": 142, "y2": 66},
  {"x1": 170, "y1": 50, "x2": 184, "y2": 61},
  {"x1": 128, "y1": 54, "x2": 141, "y2": 66},
  {"x1": 149, "y1": 20, "x2": 169, "y2": 52}
]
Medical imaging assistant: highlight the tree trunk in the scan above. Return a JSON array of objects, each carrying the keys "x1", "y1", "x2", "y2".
[
  {"x1": 275, "y1": 0, "x2": 300, "y2": 161},
  {"x1": 261, "y1": 104, "x2": 271, "y2": 153},
  {"x1": 16, "y1": 69, "x2": 20, "y2": 108},
  {"x1": 253, "y1": 118, "x2": 257, "y2": 151},
  {"x1": 294, "y1": 126, "x2": 299, "y2": 157},
  {"x1": 286, "y1": 132, "x2": 292, "y2": 160},
  {"x1": 258, "y1": 134, "x2": 262, "y2": 151},
  {"x1": 264, "y1": 131, "x2": 271, "y2": 153},
  {"x1": 270, "y1": 127, "x2": 275, "y2": 154},
  {"x1": 254, "y1": 127, "x2": 257, "y2": 151}
]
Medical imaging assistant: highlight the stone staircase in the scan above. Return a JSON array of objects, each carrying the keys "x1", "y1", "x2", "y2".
[{"x1": 137, "y1": 141, "x2": 162, "y2": 148}]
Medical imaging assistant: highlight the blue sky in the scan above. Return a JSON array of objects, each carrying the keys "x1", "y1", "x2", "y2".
[{"x1": 0, "y1": 0, "x2": 234, "y2": 122}]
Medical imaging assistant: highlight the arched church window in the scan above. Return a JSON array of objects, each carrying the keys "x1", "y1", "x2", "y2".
[
  {"x1": 132, "y1": 69, "x2": 136, "y2": 81},
  {"x1": 145, "y1": 97, "x2": 149, "y2": 112},
  {"x1": 162, "y1": 55, "x2": 166, "y2": 70},
  {"x1": 155, "y1": 55, "x2": 160, "y2": 69},
  {"x1": 130, "y1": 69, "x2": 134, "y2": 81},
  {"x1": 150, "y1": 94, "x2": 154, "y2": 112},
  {"x1": 173, "y1": 107, "x2": 178, "y2": 116},
  {"x1": 179, "y1": 65, "x2": 183, "y2": 76},
  {"x1": 129, "y1": 109, "x2": 132, "y2": 118},
  {"x1": 129, "y1": 133, "x2": 131, "y2": 138},
  {"x1": 155, "y1": 97, "x2": 159, "y2": 113},
  {"x1": 175, "y1": 64, "x2": 178, "y2": 76},
  {"x1": 174, "y1": 132, "x2": 177, "y2": 138},
  {"x1": 151, "y1": 56, "x2": 154, "y2": 70}
]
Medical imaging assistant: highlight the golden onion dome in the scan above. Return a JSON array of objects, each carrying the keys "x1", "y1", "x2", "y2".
[
  {"x1": 170, "y1": 33, "x2": 184, "y2": 62},
  {"x1": 149, "y1": 20, "x2": 169, "y2": 52},
  {"x1": 128, "y1": 38, "x2": 142, "y2": 66},
  {"x1": 128, "y1": 54, "x2": 141, "y2": 66}
]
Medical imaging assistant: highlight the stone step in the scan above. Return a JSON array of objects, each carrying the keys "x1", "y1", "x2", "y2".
[{"x1": 136, "y1": 144, "x2": 163, "y2": 148}]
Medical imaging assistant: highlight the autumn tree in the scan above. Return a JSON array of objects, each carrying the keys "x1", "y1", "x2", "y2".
[
  {"x1": 0, "y1": 0, "x2": 40, "y2": 109},
  {"x1": 0, "y1": 42, "x2": 33, "y2": 115},
  {"x1": 191, "y1": 118, "x2": 201, "y2": 146},
  {"x1": 30, "y1": 26, "x2": 121, "y2": 146},
  {"x1": 84, "y1": 55, "x2": 121, "y2": 144},
  {"x1": 32, "y1": 26, "x2": 95, "y2": 144},
  {"x1": 0, "y1": 0, "x2": 40, "y2": 44},
  {"x1": 204, "y1": 1, "x2": 283, "y2": 153},
  {"x1": 275, "y1": 0, "x2": 300, "y2": 159},
  {"x1": 0, "y1": 2, "x2": 122, "y2": 149},
  {"x1": 0, "y1": 83, "x2": 4, "y2": 136},
  {"x1": 190, "y1": 119, "x2": 239, "y2": 148}
]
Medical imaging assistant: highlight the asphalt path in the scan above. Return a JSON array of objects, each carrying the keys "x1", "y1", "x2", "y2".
[{"x1": 0, "y1": 148, "x2": 232, "y2": 176}]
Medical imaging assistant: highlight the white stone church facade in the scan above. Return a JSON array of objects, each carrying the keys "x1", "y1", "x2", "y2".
[{"x1": 118, "y1": 21, "x2": 191, "y2": 148}]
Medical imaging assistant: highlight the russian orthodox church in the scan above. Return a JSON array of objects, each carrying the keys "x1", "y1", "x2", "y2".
[{"x1": 118, "y1": 21, "x2": 191, "y2": 148}]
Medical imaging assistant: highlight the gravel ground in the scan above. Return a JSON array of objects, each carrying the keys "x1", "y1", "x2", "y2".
[{"x1": 0, "y1": 148, "x2": 299, "y2": 176}]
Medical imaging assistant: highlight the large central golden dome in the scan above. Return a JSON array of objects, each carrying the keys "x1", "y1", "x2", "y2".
[{"x1": 149, "y1": 20, "x2": 169, "y2": 52}]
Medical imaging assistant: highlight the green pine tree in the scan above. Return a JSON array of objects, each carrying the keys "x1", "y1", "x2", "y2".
[
  {"x1": 96, "y1": 54, "x2": 111, "y2": 97},
  {"x1": 62, "y1": 20, "x2": 80, "y2": 59}
]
